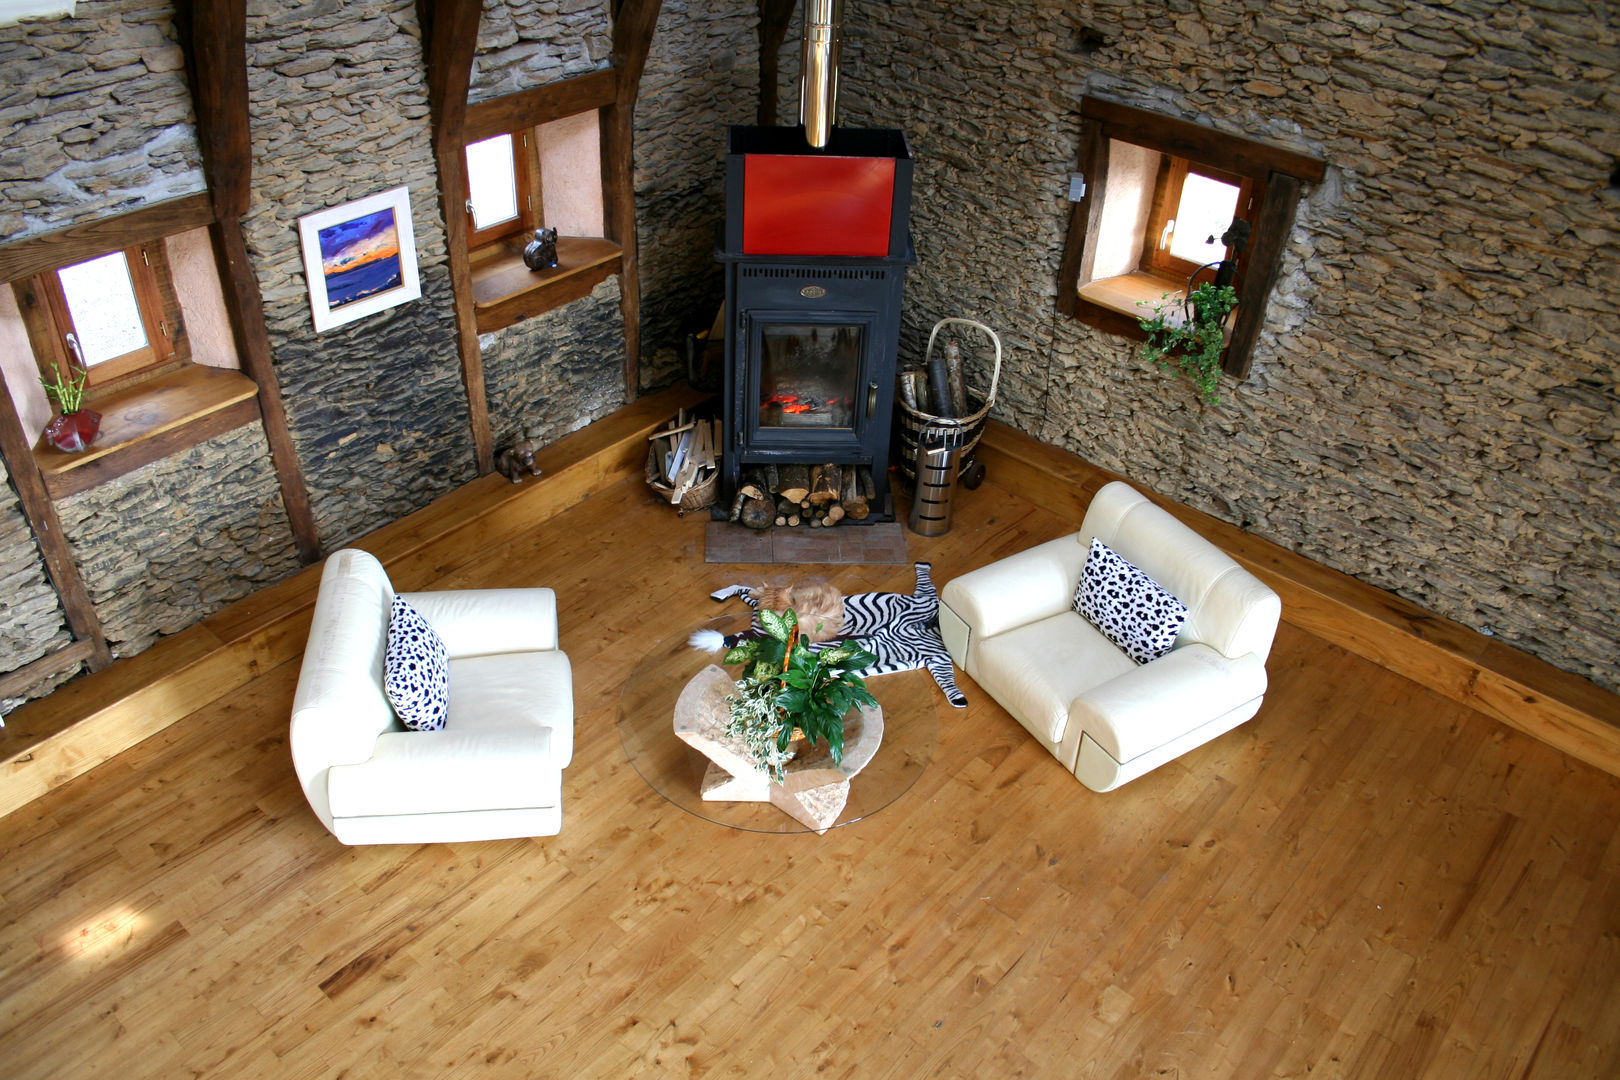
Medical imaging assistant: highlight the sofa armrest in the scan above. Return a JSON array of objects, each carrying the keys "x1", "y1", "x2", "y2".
[
  {"x1": 400, "y1": 588, "x2": 559, "y2": 658},
  {"x1": 1069, "y1": 643, "x2": 1268, "y2": 764},
  {"x1": 940, "y1": 533, "x2": 1087, "y2": 645},
  {"x1": 327, "y1": 728, "x2": 557, "y2": 818}
]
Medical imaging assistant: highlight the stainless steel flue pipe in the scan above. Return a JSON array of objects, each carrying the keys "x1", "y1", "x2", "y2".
[{"x1": 799, "y1": 0, "x2": 843, "y2": 148}]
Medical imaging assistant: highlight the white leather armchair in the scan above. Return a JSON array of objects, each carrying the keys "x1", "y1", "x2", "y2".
[
  {"x1": 290, "y1": 548, "x2": 573, "y2": 844},
  {"x1": 939, "y1": 482, "x2": 1280, "y2": 792}
]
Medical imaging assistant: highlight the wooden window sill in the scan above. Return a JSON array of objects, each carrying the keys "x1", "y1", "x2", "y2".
[
  {"x1": 34, "y1": 365, "x2": 261, "y2": 499},
  {"x1": 470, "y1": 234, "x2": 622, "y2": 334}
]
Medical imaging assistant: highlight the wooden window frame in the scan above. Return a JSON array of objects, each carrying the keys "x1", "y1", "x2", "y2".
[
  {"x1": 1141, "y1": 158, "x2": 1261, "y2": 285},
  {"x1": 29, "y1": 242, "x2": 184, "y2": 393},
  {"x1": 463, "y1": 128, "x2": 542, "y2": 250},
  {"x1": 1058, "y1": 97, "x2": 1325, "y2": 379}
]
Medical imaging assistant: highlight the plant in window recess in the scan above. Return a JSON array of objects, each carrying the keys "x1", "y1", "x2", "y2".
[
  {"x1": 39, "y1": 350, "x2": 100, "y2": 453},
  {"x1": 722, "y1": 608, "x2": 878, "y2": 784},
  {"x1": 1137, "y1": 218, "x2": 1249, "y2": 405}
]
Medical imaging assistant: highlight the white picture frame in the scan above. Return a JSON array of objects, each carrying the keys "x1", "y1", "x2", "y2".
[{"x1": 297, "y1": 185, "x2": 422, "y2": 333}]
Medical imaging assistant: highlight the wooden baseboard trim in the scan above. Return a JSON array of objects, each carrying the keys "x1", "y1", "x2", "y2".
[
  {"x1": 975, "y1": 420, "x2": 1620, "y2": 778},
  {"x1": 0, "y1": 384, "x2": 710, "y2": 820}
]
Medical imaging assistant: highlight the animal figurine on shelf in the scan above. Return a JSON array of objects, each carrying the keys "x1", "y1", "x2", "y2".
[
  {"x1": 523, "y1": 227, "x2": 559, "y2": 270},
  {"x1": 495, "y1": 439, "x2": 541, "y2": 483}
]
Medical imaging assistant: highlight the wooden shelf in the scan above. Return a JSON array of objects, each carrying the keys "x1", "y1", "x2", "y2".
[
  {"x1": 34, "y1": 365, "x2": 261, "y2": 499},
  {"x1": 471, "y1": 235, "x2": 622, "y2": 333}
]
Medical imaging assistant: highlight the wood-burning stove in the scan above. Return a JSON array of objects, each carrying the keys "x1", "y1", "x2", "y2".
[{"x1": 715, "y1": 125, "x2": 914, "y2": 522}]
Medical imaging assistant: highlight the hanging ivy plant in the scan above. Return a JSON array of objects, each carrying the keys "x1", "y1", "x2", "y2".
[{"x1": 1136, "y1": 282, "x2": 1239, "y2": 405}]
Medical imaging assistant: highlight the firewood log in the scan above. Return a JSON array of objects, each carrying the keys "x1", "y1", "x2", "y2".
[
  {"x1": 739, "y1": 493, "x2": 774, "y2": 530},
  {"x1": 944, "y1": 338, "x2": 969, "y2": 416},
  {"x1": 777, "y1": 464, "x2": 810, "y2": 503},
  {"x1": 764, "y1": 463, "x2": 780, "y2": 493},
  {"x1": 839, "y1": 471, "x2": 867, "y2": 520},
  {"x1": 927, "y1": 350, "x2": 955, "y2": 418},
  {"x1": 737, "y1": 468, "x2": 769, "y2": 501},
  {"x1": 824, "y1": 502, "x2": 845, "y2": 526},
  {"x1": 808, "y1": 463, "x2": 842, "y2": 504}
]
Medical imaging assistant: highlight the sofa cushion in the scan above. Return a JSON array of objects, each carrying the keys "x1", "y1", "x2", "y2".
[
  {"x1": 973, "y1": 611, "x2": 1137, "y2": 745},
  {"x1": 445, "y1": 650, "x2": 575, "y2": 765},
  {"x1": 1073, "y1": 538, "x2": 1188, "y2": 665},
  {"x1": 384, "y1": 595, "x2": 449, "y2": 731}
]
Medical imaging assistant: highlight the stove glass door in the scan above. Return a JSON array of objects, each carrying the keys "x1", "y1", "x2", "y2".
[{"x1": 757, "y1": 322, "x2": 864, "y2": 431}]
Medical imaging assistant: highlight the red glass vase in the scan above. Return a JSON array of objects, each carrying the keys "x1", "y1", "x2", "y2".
[{"x1": 45, "y1": 409, "x2": 101, "y2": 453}]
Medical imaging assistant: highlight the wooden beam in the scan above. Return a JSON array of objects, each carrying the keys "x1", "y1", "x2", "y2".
[
  {"x1": 0, "y1": 640, "x2": 96, "y2": 700},
  {"x1": 972, "y1": 420, "x2": 1620, "y2": 777},
  {"x1": 463, "y1": 68, "x2": 618, "y2": 145},
  {"x1": 0, "y1": 193, "x2": 214, "y2": 283},
  {"x1": 601, "y1": 0, "x2": 663, "y2": 403},
  {"x1": 1222, "y1": 171, "x2": 1300, "y2": 380},
  {"x1": 210, "y1": 217, "x2": 322, "y2": 563},
  {"x1": 174, "y1": 0, "x2": 251, "y2": 220},
  {"x1": 1081, "y1": 97, "x2": 1326, "y2": 183},
  {"x1": 756, "y1": 0, "x2": 798, "y2": 126},
  {"x1": 0, "y1": 355, "x2": 112, "y2": 674},
  {"x1": 424, "y1": 0, "x2": 494, "y2": 476}
]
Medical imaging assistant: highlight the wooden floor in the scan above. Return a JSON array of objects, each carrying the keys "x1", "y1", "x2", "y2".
[{"x1": 2, "y1": 471, "x2": 1617, "y2": 1079}]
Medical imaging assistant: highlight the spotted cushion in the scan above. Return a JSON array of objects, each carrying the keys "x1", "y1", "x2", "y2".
[
  {"x1": 384, "y1": 596, "x2": 449, "y2": 731},
  {"x1": 1073, "y1": 538, "x2": 1188, "y2": 665}
]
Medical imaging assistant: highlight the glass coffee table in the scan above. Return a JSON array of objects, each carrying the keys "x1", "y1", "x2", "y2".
[{"x1": 618, "y1": 615, "x2": 938, "y2": 833}]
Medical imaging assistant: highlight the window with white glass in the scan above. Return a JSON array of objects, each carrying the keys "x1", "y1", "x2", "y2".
[{"x1": 34, "y1": 244, "x2": 176, "y2": 389}]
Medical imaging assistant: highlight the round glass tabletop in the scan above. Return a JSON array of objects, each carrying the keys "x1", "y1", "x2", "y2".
[{"x1": 617, "y1": 614, "x2": 938, "y2": 833}]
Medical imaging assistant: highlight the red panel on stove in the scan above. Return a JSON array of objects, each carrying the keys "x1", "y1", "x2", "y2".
[{"x1": 742, "y1": 154, "x2": 896, "y2": 256}]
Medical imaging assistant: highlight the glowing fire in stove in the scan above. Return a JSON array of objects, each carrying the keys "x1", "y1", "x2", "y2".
[{"x1": 764, "y1": 393, "x2": 840, "y2": 415}]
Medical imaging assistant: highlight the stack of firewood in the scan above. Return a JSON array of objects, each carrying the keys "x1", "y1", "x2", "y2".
[{"x1": 727, "y1": 463, "x2": 878, "y2": 530}]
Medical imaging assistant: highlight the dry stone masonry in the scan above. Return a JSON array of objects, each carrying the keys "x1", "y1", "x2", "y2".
[
  {"x1": 0, "y1": 0, "x2": 202, "y2": 244},
  {"x1": 846, "y1": 0, "x2": 1620, "y2": 692},
  {"x1": 241, "y1": 0, "x2": 475, "y2": 549},
  {"x1": 632, "y1": 0, "x2": 763, "y2": 392},
  {"x1": 0, "y1": 456, "x2": 73, "y2": 712},
  {"x1": 53, "y1": 425, "x2": 303, "y2": 659},
  {"x1": 470, "y1": 0, "x2": 611, "y2": 103},
  {"x1": 481, "y1": 275, "x2": 626, "y2": 450}
]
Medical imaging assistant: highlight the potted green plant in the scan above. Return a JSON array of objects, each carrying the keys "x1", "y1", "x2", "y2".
[
  {"x1": 39, "y1": 361, "x2": 100, "y2": 452},
  {"x1": 1137, "y1": 281, "x2": 1238, "y2": 405},
  {"x1": 722, "y1": 608, "x2": 879, "y2": 783}
]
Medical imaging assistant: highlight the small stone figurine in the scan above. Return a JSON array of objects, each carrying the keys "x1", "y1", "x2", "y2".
[{"x1": 522, "y1": 226, "x2": 559, "y2": 270}]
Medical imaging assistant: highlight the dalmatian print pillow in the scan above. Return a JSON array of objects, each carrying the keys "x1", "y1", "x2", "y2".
[
  {"x1": 384, "y1": 596, "x2": 449, "y2": 731},
  {"x1": 1073, "y1": 538, "x2": 1188, "y2": 665}
]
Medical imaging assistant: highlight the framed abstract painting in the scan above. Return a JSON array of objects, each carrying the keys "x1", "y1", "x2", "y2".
[{"x1": 297, "y1": 185, "x2": 422, "y2": 333}]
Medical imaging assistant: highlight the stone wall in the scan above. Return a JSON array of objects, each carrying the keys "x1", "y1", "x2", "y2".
[
  {"x1": 631, "y1": 0, "x2": 763, "y2": 392},
  {"x1": 0, "y1": 0, "x2": 202, "y2": 244},
  {"x1": 54, "y1": 423, "x2": 302, "y2": 657},
  {"x1": 241, "y1": 0, "x2": 476, "y2": 548},
  {"x1": 482, "y1": 276, "x2": 626, "y2": 449},
  {"x1": 470, "y1": 0, "x2": 611, "y2": 103},
  {"x1": 844, "y1": 0, "x2": 1620, "y2": 692},
  {"x1": 0, "y1": 457, "x2": 73, "y2": 713}
]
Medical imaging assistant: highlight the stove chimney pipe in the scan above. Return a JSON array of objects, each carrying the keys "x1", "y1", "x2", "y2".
[{"x1": 799, "y1": 0, "x2": 843, "y2": 148}]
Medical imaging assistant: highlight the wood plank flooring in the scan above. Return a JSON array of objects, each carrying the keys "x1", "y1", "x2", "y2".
[{"x1": 1, "y1": 473, "x2": 1617, "y2": 1079}]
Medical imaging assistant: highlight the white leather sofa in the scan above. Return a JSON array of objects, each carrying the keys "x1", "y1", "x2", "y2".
[
  {"x1": 939, "y1": 481, "x2": 1280, "y2": 792},
  {"x1": 290, "y1": 548, "x2": 573, "y2": 844}
]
